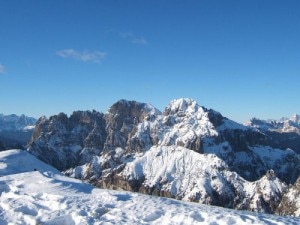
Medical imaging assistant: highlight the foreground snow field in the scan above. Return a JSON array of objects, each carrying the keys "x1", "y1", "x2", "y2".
[{"x1": 0, "y1": 150, "x2": 299, "y2": 225}]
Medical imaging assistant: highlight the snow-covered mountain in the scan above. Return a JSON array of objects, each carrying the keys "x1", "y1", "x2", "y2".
[
  {"x1": 1, "y1": 149, "x2": 299, "y2": 225},
  {"x1": 27, "y1": 98, "x2": 300, "y2": 214},
  {"x1": 0, "y1": 114, "x2": 36, "y2": 131},
  {"x1": 245, "y1": 115, "x2": 300, "y2": 153},
  {"x1": 0, "y1": 114, "x2": 36, "y2": 150},
  {"x1": 245, "y1": 114, "x2": 300, "y2": 133}
]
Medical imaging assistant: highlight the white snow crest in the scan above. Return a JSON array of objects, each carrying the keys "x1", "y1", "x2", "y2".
[
  {"x1": 158, "y1": 98, "x2": 218, "y2": 146},
  {"x1": 166, "y1": 98, "x2": 198, "y2": 115}
]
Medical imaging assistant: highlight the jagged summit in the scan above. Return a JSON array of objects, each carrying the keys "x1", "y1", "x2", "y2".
[
  {"x1": 28, "y1": 110, "x2": 106, "y2": 170},
  {"x1": 26, "y1": 98, "x2": 300, "y2": 215},
  {"x1": 164, "y1": 98, "x2": 199, "y2": 115},
  {"x1": 108, "y1": 99, "x2": 161, "y2": 118}
]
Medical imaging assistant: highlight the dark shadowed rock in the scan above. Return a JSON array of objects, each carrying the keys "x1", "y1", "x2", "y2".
[
  {"x1": 276, "y1": 177, "x2": 300, "y2": 216},
  {"x1": 104, "y1": 100, "x2": 160, "y2": 153},
  {"x1": 28, "y1": 111, "x2": 106, "y2": 170}
]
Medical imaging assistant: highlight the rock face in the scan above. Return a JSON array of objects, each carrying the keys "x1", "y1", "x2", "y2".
[
  {"x1": 276, "y1": 177, "x2": 300, "y2": 217},
  {"x1": 28, "y1": 110, "x2": 106, "y2": 170},
  {"x1": 103, "y1": 100, "x2": 160, "y2": 154},
  {"x1": 0, "y1": 114, "x2": 36, "y2": 151},
  {"x1": 27, "y1": 99, "x2": 300, "y2": 215}
]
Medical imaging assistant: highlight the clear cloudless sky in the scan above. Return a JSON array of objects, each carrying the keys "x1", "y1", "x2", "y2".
[{"x1": 0, "y1": 0, "x2": 299, "y2": 122}]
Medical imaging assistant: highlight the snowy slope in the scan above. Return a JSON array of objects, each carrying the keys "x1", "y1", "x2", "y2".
[
  {"x1": 1, "y1": 150, "x2": 299, "y2": 225},
  {"x1": 0, "y1": 149, "x2": 60, "y2": 176}
]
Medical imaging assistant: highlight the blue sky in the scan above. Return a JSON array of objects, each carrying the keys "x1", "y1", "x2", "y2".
[{"x1": 0, "y1": 0, "x2": 299, "y2": 122}]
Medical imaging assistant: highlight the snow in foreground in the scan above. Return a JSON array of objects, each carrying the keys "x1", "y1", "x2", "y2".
[{"x1": 0, "y1": 150, "x2": 299, "y2": 225}]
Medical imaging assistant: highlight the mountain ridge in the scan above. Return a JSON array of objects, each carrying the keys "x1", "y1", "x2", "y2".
[
  {"x1": 245, "y1": 114, "x2": 300, "y2": 154},
  {"x1": 0, "y1": 114, "x2": 36, "y2": 151},
  {"x1": 26, "y1": 98, "x2": 300, "y2": 215}
]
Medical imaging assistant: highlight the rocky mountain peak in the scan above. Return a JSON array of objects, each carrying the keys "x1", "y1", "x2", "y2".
[
  {"x1": 163, "y1": 98, "x2": 226, "y2": 129},
  {"x1": 164, "y1": 98, "x2": 200, "y2": 116},
  {"x1": 28, "y1": 110, "x2": 106, "y2": 170},
  {"x1": 103, "y1": 100, "x2": 161, "y2": 154},
  {"x1": 290, "y1": 114, "x2": 300, "y2": 124},
  {"x1": 265, "y1": 169, "x2": 276, "y2": 180},
  {"x1": 107, "y1": 99, "x2": 160, "y2": 124},
  {"x1": 244, "y1": 170, "x2": 288, "y2": 214}
]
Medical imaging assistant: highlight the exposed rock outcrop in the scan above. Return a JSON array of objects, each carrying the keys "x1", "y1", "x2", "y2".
[
  {"x1": 28, "y1": 110, "x2": 106, "y2": 170},
  {"x1": 276, "y1": 177, "x2": 300, "y2": 216}
]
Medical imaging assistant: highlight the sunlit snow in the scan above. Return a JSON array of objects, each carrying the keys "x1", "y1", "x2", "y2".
[{"x1": 0, "y1": 150, "x2": 299, "y2": 225}]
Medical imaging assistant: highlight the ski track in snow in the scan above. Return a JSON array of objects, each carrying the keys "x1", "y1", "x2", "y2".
[{"x1": 1, "y1": 150, "x2": 300, "y2": 225}]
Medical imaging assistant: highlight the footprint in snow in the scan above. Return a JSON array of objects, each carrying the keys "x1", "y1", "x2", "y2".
[
  {"x1": 113, "y1": 193, "x2": 132, "y2": 202},
  {"x1": 143, "y1": 210, "x2": 162, "y2": 222},
  {"x1": 189, "y1": 211, "x2": 205, "y2": 222}
]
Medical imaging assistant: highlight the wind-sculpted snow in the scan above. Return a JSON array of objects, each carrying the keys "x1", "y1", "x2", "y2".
[
  {"x1": 1, "y1": 150, "x2": 299, "y2": 225},
  {"x1": 27, "y1": 98, "x2": 300, "y2": 215}
]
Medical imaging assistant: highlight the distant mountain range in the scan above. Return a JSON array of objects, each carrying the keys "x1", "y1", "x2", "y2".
[
  {"x1": 245, "y1": 114, "x2": 300, "y2": 154},
  {"x1": 245, "y1": 114, "x2": 300, "y2": 133},
  {"x1": 0, "y1": 114, "x2": 36, "y2": 150},
  {"x1": 22, "y1": 98, "x2": 300, "y2": 216}
]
